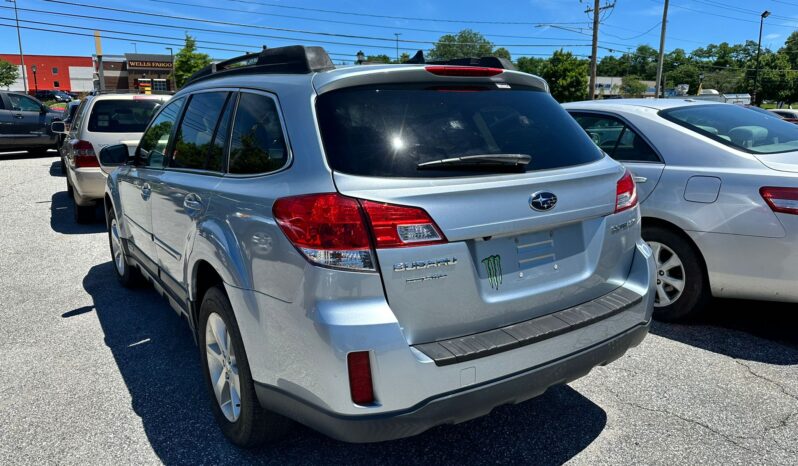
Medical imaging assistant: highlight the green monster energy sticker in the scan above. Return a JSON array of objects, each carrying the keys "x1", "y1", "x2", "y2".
[{"x1": 482, "y1": 255, "x2": 503, "y2": 290}]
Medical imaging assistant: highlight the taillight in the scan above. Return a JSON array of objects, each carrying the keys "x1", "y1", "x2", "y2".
[
  {"x1": 347, "y1": 351, "x2": 375, "y2": 405},
  {"x1": 273, "y1": 193, "x2": 447, "y2": 271},
  {"x1": 760, "y1": 186, "x2": 798, "y2": 215},
  {"x1": 272, "y1": 193, "x2": 374, "y2": 271},
  {"x1": 424, "y1": 65, "x2": 504, "y2": 77},
  {"x1": 73, "y1": 140, "x2": 99, "y2": 168},
  {"x1": 360, "y1": 200, "x2": 446, "y2": 248},
  {"x1": 615, "y1": 169, "x2": 638, "y2": 213}
]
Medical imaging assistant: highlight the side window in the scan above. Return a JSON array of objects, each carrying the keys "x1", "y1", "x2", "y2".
[
  {"x1": 69, "y1": 101, "x2": 90, "y2": 135},
  {"x1": 9, "y1": 94, "x2": 42, "y2": 112},
  {"x1": 138, "y1": 97, "x2": 185, "y2": 169},
  {"x1": 228, "y1": 92, "x2": 288, "y2": 175},
  {"x1": 170, "y1": 92, "x2": 229, "y2": 172},
  {"x1": 571, "y1": 113, "x2": 659, "y2": 162}
]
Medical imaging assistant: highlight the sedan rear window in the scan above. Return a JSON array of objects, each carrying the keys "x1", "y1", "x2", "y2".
[
  {"x1": 661, "y1": 104, "x2": 798, "y2": 154},
  {"x1": 315, "y1": 84, "x2": 602, "y2": 177},
  {"x1": 88, "y1": 99, "x2": 163, "y2": 133}
]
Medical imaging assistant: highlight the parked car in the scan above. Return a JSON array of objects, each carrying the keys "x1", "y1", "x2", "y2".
[
  {"x1": 99, "y1": 46, "x2": 655, "y2": 448},
  {"x1": 769, "y1": 108, "x2": 798, "y2": 123},
  {"x1": 33, "y1": 90, "x2": 72, "y2": 103},
  {"x1": 0, "y1": 91, "x2": 61, "y2": 155},
  {"x1": 57, "y1": 100, "x2": 82, "y2": 174},
  {"x1": 565, "y1": 99, "x2": 798, "y2": 321},
  {"x1": 53, "y1": 93, "x2": 168, "y2": 222}
]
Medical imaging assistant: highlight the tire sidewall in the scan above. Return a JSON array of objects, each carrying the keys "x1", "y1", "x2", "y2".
[
  {"x1": 198, "y1": 286, "x2": 262, "y2": 447},
  {"x1": 643, "y1": 226, "x2": 708, "y2": 321},
  {"x1": 106, "y1": 209, "x2": 135, "y2": 286}
]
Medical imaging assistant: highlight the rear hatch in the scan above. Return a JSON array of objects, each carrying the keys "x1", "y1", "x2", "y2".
[
  {"x1": 315, "y1": 70, "x2": 636, "y2": 344},
  {"x1": 88, "y1": 96, "x2": 167, "y2": 157}
]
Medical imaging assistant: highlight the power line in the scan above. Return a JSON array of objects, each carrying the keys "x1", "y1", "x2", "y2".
[
  {"x1": 38, "y1": 1, "x2": 616, "y2": 52},
  {"x1": 224, "y1": 0, "x2": 587, "y2": 26}
]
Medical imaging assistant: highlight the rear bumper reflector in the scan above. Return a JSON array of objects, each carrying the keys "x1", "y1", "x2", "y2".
[{"x1": 413, "y1": 287, "x2": 643, "y2": 366}]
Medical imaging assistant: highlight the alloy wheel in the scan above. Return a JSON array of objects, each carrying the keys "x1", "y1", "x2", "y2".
[
  {"x1": 110, "y1": 218, "x2": 125, "y2": 276},
  {"x1": 648, "y1": 241, "x2": 686, "y2": 307},
  {"x1": 205, "y1": 313, "x2": 241, "y2": 422}
]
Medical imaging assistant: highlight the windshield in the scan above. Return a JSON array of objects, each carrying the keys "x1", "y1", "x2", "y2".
[
  {"x1": 88, "y1": 99, "x2": 163, "y2": 133},
  {"x1": 315, "y1": 84, "x2": 602, "y2": 177},
  {"x1": 661, "y1": 104, "x2": 798, "y2": 154}
]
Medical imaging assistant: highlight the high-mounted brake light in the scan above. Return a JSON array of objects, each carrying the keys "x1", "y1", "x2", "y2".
[
  {"x1": 615, "y1": 169, "x2": 638, "y2": 213},
  {"x1": 347, "y1": 351, "x2": 375, "y2": 405},
  {"x1": 273, "y1": 193, "x2": 447, "y2": 271},
  {"x1": 760, "y1": 186, "x2": 798, "y2": 215},
  {"x1": 73, "y1": 140, "x2": 99, "y2": 168},
  {"x1": 424, "y1": 65, "x2": 504, "y2": 77}
]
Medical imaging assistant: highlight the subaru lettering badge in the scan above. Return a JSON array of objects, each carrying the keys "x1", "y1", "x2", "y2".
[{"x1": 530, "y1": 192, "x2": 557, "y2": 211}]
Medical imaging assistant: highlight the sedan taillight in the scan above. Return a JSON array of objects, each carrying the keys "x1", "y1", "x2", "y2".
[
  {"x1": 760, "y1": 187, "x2": 798, "y2": 215},
  {"x1": 615, "y1": 169, "x2": 638, "y2": 213},
  {"x1": 73, "y1": 140, "x2": 99, "y2": 168}
]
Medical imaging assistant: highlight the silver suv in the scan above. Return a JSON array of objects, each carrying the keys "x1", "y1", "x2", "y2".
[{"x1": 99, "y1": 46, "x2": 655, "y2": 447}]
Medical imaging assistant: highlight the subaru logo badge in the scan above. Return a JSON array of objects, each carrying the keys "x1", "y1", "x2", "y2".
[{"x1": 530, "y1": 192, "x2": 557, "y2": 211}]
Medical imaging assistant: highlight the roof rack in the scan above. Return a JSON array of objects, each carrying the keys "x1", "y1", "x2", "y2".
[
  {"x1": 185, "y1": 45, "x2": 335, "y2": 86},
  {"x1": 403, "y1": 50, "x2": 516, "y2": 71}
]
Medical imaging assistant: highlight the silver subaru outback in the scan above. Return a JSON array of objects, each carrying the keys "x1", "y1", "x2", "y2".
[{"x1": 99, "y1": 46, "x2": 655, "y2": 447}]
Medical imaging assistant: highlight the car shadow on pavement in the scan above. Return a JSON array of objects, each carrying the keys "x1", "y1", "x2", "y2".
[
  {"x1": 49, "y1": 191, "x2": 104, "y2": 235},
  {"x1": 651, "y1": 298, "x2": 798, "y2": 365},
  {"x1": 80, "y1": 261, "x2": 607, "y2": 465}
]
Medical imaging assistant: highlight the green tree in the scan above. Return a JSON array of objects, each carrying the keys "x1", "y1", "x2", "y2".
[
  {"x1": 780, "y1": 31, "x2": 798, "y2": 70},
  {"x1": 428, "y1": 29, "x2": 494, "y2": 60},
  {"x1": 493, "y1": 47, "x2": 511, "y2": 61},
  {"x1": 540, "y1": 49, "x2": 588, "y2": 103},
  {"x1": 398, "y1": 52, "x2": 410, "y2": 63},
  {"x1": 621, "y1": 75, "x2": 647, "y2": 97},
  {"x1": 172, "y1": 34, "x2": 212, "y2": 88},
  {"x1": 366, "y1": 54, "x2": 392, "y2": 64},
  {"x1": 0, "y1": 59, "x2": 19, "y2": 88},
  {"x1": 516, "y1": 56, "x2": 547, "y2": 76}
]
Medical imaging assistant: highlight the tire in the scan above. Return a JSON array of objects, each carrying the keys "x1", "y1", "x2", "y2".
[
  {"x1": 199, "y1": 286, "x2": 287, "y2": 448},
  {"x1": 643, "y1": 226, "x2": 710, "y2": 322},
  {"x1": 73, "y1": 192, "x2": 95, "y2": 224},
  {"x1": 106, "y1": 208, "x2": 141, "y2": 287}
]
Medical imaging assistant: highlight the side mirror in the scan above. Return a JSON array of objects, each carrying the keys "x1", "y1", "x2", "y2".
[
  {"x1": 98, "y1": 144, "x2": 131, "y2": 174},
  {"x1": 41, "y1": 105, "x2": 48, "y2": 114},
  {"x1": 51, "y1": 121, "x2": 66, "y2": 134}
]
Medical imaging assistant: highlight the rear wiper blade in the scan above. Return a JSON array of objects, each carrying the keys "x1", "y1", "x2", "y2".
[{"x1": 417, "y1": 154, "x2": 532, "y2": 170}]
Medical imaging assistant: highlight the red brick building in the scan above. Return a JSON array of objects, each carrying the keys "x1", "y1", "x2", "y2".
[{"x1": 0, "y1": 54, "x2": 94, "y2": 92}]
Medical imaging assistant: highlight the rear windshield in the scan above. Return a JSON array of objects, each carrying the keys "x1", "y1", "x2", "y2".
[
  {"x1": 88, "y1": 99, "x2": 163, "y2": 133},
  {"x1": 315, "y1": 84, "x2": 603, "y2": 177},
  {"x1": 661, "y1": 104, "x2": 798, "y2": 154}
]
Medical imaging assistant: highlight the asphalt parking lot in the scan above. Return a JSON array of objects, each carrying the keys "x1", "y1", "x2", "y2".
[{"x1": 1, "y1": 153, "x2": 797, "y2": 465}]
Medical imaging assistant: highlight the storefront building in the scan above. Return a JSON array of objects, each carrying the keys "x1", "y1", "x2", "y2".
[
  {"x1": 97, "y1": 53, "x2": 174, "y2": 92},
  {"x1": 0, "y1": 54, "x2": 94, "y2": 93}
]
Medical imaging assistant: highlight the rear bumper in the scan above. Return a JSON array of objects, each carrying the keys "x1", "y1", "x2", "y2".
[
  {"x1": 67, "y1": 167, "x2": 106, "y2": 204},
  {"x1": 255, "y1": 321, "x2": 649, "y2": 443}
]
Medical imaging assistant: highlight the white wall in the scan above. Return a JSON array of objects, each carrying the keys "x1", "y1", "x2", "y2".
[{"x1": 69, "y1": 66, "x2": 94, "y2": 92}]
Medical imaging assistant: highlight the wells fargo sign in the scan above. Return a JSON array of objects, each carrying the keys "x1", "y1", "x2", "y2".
[{"x1": 127, "y1": 60, "x2": 173, "y2": 70}]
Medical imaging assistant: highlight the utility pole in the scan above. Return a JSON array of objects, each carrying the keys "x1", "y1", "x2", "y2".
[
  {"x1": 394, "y1": 33, "x2": 401, "y2": 63},
  {"x1": 7, "y1": 0, "x2": 27, "y2": 92},
  {"x1": 584, "y1": 1, "x2": 615, "y2": 100},
  {"x1": 654, "y1": 0, "x2": 669, "y2": 98},
  {"x1": 166, "y1": 47, "x2": 176, "y2": 91},
  {"x1": 753, "y1": 10, "x2": 771, "y2": 105}
]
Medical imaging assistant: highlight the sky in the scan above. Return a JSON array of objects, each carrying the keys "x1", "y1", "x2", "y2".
[{"x1": 1, "y1": 0, "x2": 797, "y2": 64}]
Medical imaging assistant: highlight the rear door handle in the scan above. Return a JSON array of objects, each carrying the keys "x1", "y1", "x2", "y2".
[
  {"x1": 13, "y1": 113, "x2": 23, "y2": 119},
  {"x1": 633, "y1": 176, "x2": 647, "y2": 184},
  {"x1": 183, "y1": 193, "x2": 203, "y2": 211},
  {"x1": 140, "y1": 183, "x2": 151, "y2": 200}
]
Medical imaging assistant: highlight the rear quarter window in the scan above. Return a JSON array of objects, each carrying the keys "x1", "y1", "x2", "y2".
[{"x1": 315, "y1": 84, "x2": 603, "y2": 178}]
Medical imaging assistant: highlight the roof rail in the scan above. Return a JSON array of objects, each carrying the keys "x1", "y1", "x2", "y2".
[
  {"x1": 88, "y1": 89, "x2": 175, "y2": 96},
  {"x1": 403, "y1": 50, "x2": 516, "y2": 71},
  {"x1": 185, "y1": 45, "x2": 335, "y2": 86}
]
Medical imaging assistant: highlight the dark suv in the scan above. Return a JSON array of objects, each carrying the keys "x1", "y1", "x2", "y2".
[{"x1": 0, "y1": 91, "x2": 62, "y2": 155}]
